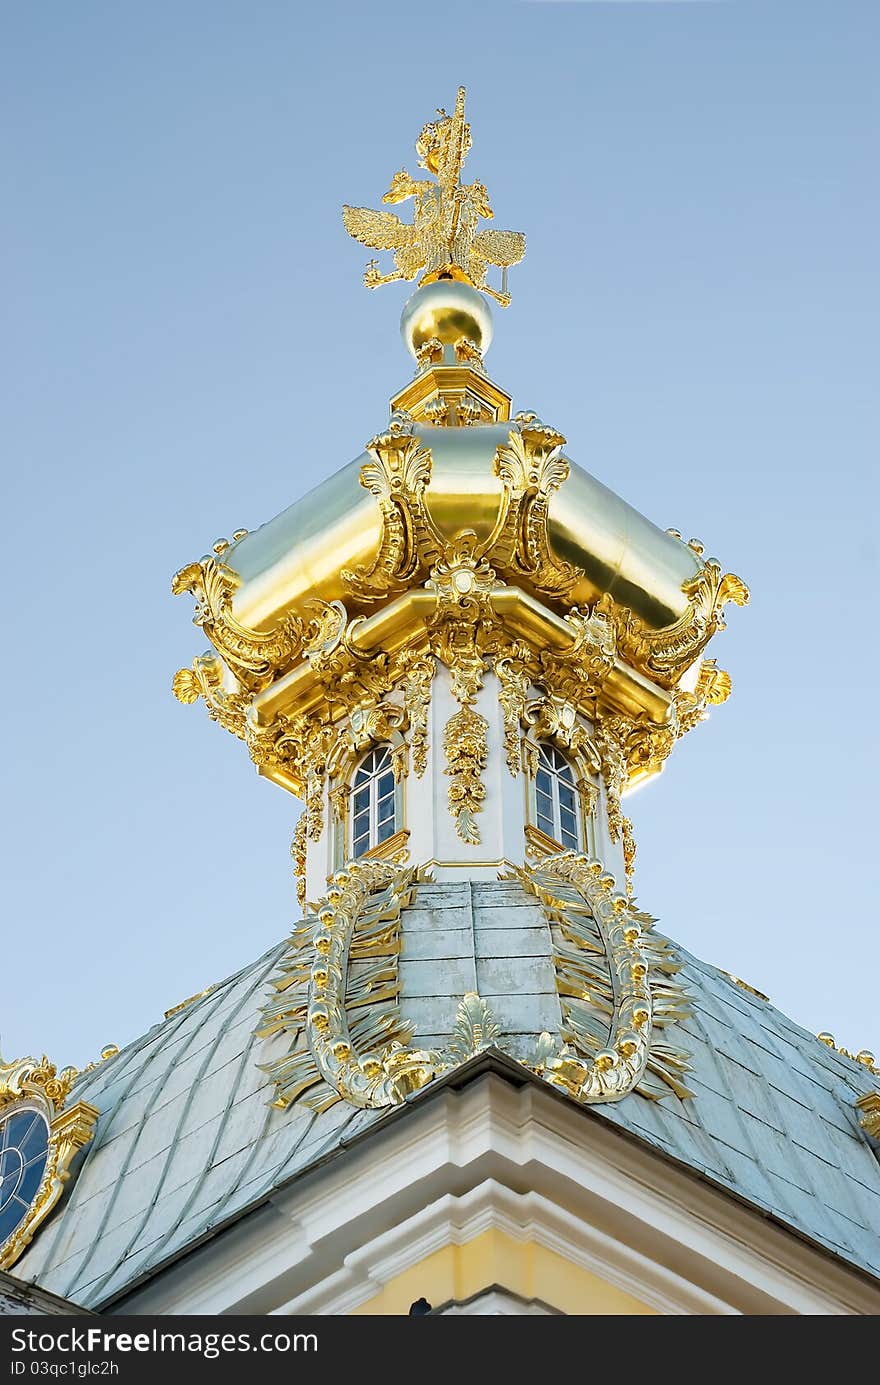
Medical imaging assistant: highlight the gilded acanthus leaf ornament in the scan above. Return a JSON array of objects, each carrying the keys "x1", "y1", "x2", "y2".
[
  {"x1": 446, "y1": 994, "x2": 501, "y2": 1062},
  {"x1": 525, "y1": 694, "x2": 601, "y2": 770},
  {"x1": 341, "y1": 414, "x2": 444, "y2": 604},
  {"x1": 443, "y1": 704, "x2": 489, "y2": 845},
  {"x1": 496, "y1": 649, "x2": 532, "y2": 776},
  {"x1": 172, "y1": 654, "x2": 248, "y2": 741},
  {"x1": 399, "y1": 651, "x2": 435, "y2": 777},
  {"x1": 0, "y1": 1056, "x2": 100, "y2": 1270},
  {"x1": 674, "y1": 658, "x2": 733, "y2": 739},
  {"x1": 171, "y1": 550, "x2": 304, "y2": 691},
  {"x1": 598, "y1": 709, "x2": 677, "y2": 794},
  {"x1": 622, "y1": 816, "x2": 637, "y2": 897},
  {"x1": 302, "y1": 599, "x2": 349, "y2": 667},
  {"x1": 346, "y1": 701, "x2": 406, "y2": 754},
  {"x1": 290, "y1": 813, "x2": 307, "y2": 908},
  {"x1": 490, "y1": 413, "x2": 583, "y2": 601},
  {"x1": 426, "y1": 537, "x2": 498, "y2": 705},
  {"x1": 596, "y1": 559, "x2": 749, "y2": 690},
  {"x1": 342, "y1": 87, "x2": 525, "y2": 307}
]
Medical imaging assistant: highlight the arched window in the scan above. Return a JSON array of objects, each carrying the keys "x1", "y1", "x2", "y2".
[
  {"x1": 535, "y1": 743, "x2": 581, "y2": 850},
  {"x1": 350, "y1": 746, "x2": 397, "y2": 858}
]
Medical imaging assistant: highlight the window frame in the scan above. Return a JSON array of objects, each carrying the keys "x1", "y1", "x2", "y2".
[
  {"x1": 349, "y1": 745, "x2": 400, "y2": 860},
  {"x1": 531, "y1": 741, "x2": 584, "y2": 852}
]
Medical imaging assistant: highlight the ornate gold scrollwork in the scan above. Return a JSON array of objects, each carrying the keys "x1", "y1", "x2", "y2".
[
  {"x1": 341, "y1": 414, "x2": 444, "y2": 603},
  {"x1": 597, "y1": 560, "x2": 749, "y2": 690},
  {"x1": 172, "y1": 654, "x2": 248, "y2": 740},
  {"x1": 426, "y1": 536, "x2": 497, "y2": 703},
  {"x1": 171, "y1": 548, "x2": 304, "y2": 691},
  {"x1": 817, "y1": 1033, "x2": 878, "y2": 1074},
  {"x1": 496, "y1": 648, "x2": 532, "y2": 776},
  {"x1": 290, "y1": 813, "x2": 308, "y2": 909},
  {"x1": 0, "y1": 1057, "x2": 100, "y2": 1270},
  {"x1": 490, "y1": 413, "x2": 583, "y2": 601},
  {"x1": 597, "y1": 709, "x2": 677, "y2": 807},
  {"x1": 622, "y1": 816, "x2": 637, "y2": 897},
  {"x1": 525, "y1": 693, "x2": 600, "y2": 767},
  {"x1": 509, "y1": 854, "x2": 692, "y2": 1103},
  {"x1": 258, "y1": 861, "x2": 443, "y2": 1110},
  {"x1": 399, "y1": 651, "x2": 435, "y2": 778},
  {"x1": 673, "y1": 658, "x2": 732, "y2": 739}
]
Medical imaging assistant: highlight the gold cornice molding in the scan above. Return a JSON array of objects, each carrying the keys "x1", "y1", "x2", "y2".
[
  {"x1": 249, "y1": 586, "x2": 671, "y2": 730},
  {"x1": 391, "y1": 364, "x2": 511, "y2": 425},
  {"x1": 856, "y1": 1092, "x2": 880, "y2": 1139},
  {"x1": 361, "y1": 828, "x2": 412, "y2": 863}
]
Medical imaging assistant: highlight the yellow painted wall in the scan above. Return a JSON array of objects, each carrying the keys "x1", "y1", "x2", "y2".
[{"x1": 351, "y1": 1228, "x2": 657, "y2": 1315}]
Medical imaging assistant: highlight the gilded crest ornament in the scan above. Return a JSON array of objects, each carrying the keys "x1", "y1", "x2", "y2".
[{"x1": 342, "y1": 87, "x2": 525, "y2": 307}]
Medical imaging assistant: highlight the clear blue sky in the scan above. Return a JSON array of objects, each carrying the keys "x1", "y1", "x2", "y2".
[{"x1": 3, "y1": 0, "x2": 877, "y2": 1068}]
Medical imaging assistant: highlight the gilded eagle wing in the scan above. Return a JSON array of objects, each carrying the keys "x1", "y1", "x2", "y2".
[
  {"x1": 473, "y1": 228, "x2": 526, "y2": 268},
  {"x1": 342, "y1": 205, "x2": 411, "y2": 251}
]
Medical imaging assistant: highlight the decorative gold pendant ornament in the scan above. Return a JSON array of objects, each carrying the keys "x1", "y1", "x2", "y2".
[
  {"x1": 0, "y1": 1056, "x2": 99, "y2": 1270},
  {"x1": 443, "y1": 705, "x2": 489, "y2": 844}
]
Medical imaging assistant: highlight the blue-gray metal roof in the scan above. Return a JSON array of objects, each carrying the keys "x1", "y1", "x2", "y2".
[{"x1": 12, "y1": 881, "x2": 880, "y2": 1307}]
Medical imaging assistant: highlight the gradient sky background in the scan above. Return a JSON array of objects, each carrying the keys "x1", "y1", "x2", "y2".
[{"x1": 3, "y1": 0, "x2": 877, "y2": 1069}]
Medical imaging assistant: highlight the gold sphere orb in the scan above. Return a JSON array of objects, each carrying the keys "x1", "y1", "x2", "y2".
[{"x1": 400, "y1": 279, "x2": 493, "y2": 360}]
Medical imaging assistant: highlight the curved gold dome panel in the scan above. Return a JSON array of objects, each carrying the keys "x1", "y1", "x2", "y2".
[{"x1": 227, "y1": 421, "x2": 702, "y2": 636}]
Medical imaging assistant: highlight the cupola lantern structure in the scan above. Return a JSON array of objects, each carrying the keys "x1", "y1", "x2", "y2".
[{"x1": 170, "y1": 87, "x2": 748, "y2": 1113}]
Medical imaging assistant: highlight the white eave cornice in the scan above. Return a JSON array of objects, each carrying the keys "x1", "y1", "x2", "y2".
[{"x1": 108, "y1": 1056, "x2": 880, "y2": 1317}]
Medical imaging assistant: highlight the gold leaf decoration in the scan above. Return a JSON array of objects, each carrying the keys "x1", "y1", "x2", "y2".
[
  {"x1": 443, "y1": 705, "x2": 489, "y2": 845},
  {"x1": 446, "y1": 993, "x2": 501, "y2": 1062}
]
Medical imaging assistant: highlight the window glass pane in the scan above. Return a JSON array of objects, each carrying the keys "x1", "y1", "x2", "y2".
[
  {"x1": 536, "y1": 809, "x2": 555, "y2": 838},
  {"x1": 378, "y1": 797, "x2": 395, "y2": 824},
  {"x1": 559, "y1": 783, "x2": 576, "y2": 813},
  {"x1": 561, "y1": 826, "x2": 578, "y2": 850},
  {"x1": 378, "y1": 771, "x2": 395, "y2": 797},
  {"x1": 536, "y1": 788, "x2": 553, "y2": 816},
  {"x1": 353, "y1": 787, "x2": 369, "y2": 814},
  {"x1": 560, "y1": 807, "x2": 578, "y2": 836},
  {"x1": 378, "y1": 818, "x2": 395, "y2": 844}
]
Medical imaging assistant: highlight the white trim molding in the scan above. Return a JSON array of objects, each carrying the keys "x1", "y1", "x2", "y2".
[{"x1": 113, "y1": 1068, "x2": 880, "y2": 1317}]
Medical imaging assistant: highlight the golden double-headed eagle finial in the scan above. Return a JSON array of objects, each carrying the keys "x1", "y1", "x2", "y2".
[{"x1": 342, "y1": 86, "x2": 525, "y2": 307}]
